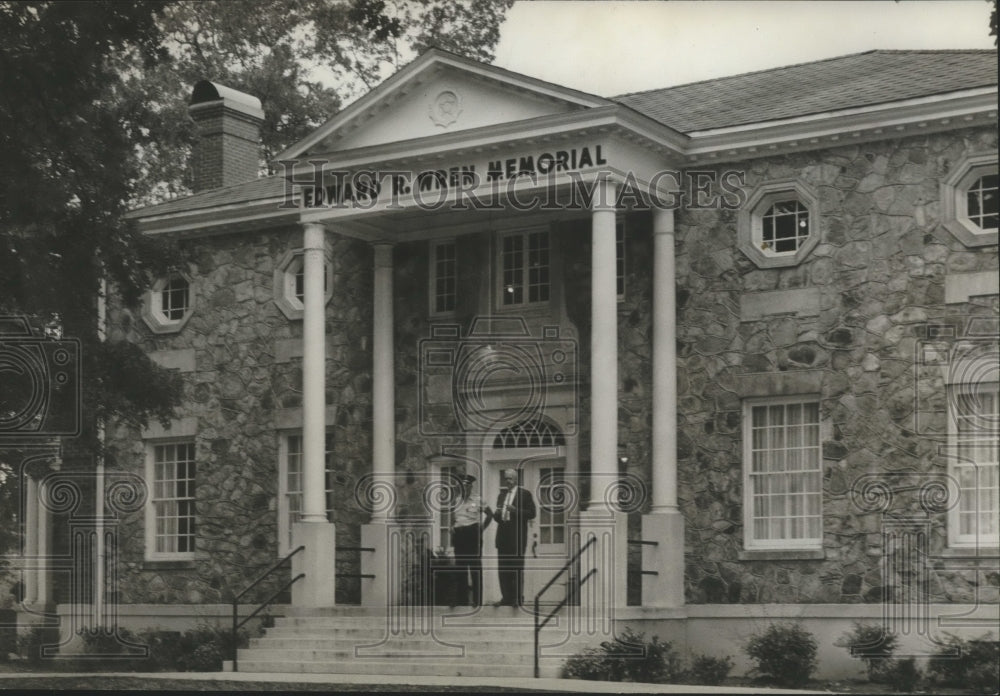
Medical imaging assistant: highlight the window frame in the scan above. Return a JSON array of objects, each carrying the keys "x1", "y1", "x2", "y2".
[
  {"x1": 429, "y1": 238, "x2": 458, "y2": 316},
  {"x1": 946, "y1": 379, "x2": 999, "y2": 549},
  {"x1": 273, "y1": 249, "x2": 334, "y2": 321},
  {"x1": 144, "y1": 439, "x2": 197, "y2": 561},
  {"x1": 142, "y1": 274, "x2": 194, "y2": 334},
  {"x1": 277, "y1": 430, "x2": 336, "y2": 557},
  {"x1": 742, "y1": 395, "x2": 824, "y2": 551},
  {"x1": 496, "y1": 227, "x2": 551, "y2": 310},
  {"x1": 737, "y1": 180, "x2": 820, "y2": 269},
  {"x1": 941, "y1": 153, "x2": 999, "y2": 248}
]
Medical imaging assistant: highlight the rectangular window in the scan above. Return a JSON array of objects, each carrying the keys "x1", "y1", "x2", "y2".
[
  {"x1": 538, "y1": 467, "x2": 566, "y2": 545},
  {"x1": 744, "y1": 398, "x2": 822, "y2": 549},
  {"x1": 437, "y1": 464, "x2": 459, "y2": 549},
  {"x1": 147, "y1": 442, "x2": 196, "y2": 559},
  {"x1": 430, "y1": 240, "x2": 457, "y2": 314},
  {"x1": 279, "y1": 432, "x2": 335, "y2": 555},
  {"x1": 501, "y1": 230, "x2": 549, "y2": 306},
  {"x1": 616, "y1": 219, "x2": 626, "y2": 299},
  {"x1": 949, "y1": 382, "x2": 999, "y2": 547}
]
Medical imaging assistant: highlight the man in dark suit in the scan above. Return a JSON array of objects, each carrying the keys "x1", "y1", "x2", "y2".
[{"x1": 492, "y1": 468, "x2": 536, "y2": 607}]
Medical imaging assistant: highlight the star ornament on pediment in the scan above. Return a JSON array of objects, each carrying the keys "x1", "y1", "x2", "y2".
[{"x1": 429, "y1": 90, "x2": 462, "y2": 127}]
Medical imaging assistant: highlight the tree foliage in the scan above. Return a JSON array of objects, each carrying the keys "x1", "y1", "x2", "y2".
[
  {"x1": 0, "y1": 0, "x2": 513, "y2": 565},
  {"x1": 124, "y1": 0, "x2": 515, "y2": 203},
  {"x1": 0, "y1": 1, "x2": 184, "y2": 437}
]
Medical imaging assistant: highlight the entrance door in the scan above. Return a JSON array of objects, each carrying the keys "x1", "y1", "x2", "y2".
[
  {"x1": 521, "y1": 462, "x2": 568, "y2": 604},
  {"x1": 481, "y1": 459, "x2": 568, "y2": 605}
]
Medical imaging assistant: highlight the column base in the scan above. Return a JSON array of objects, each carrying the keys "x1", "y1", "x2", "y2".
[
  {"x1": 291, "y1": 522, "x2": 337, "y2": 608},
  {"x1": 641, "y1": 510, "x2": 685, "y2": 608},
  {"x1": 360, "y1": 522, "x2": 389, "y2": 607},
  {"x1": 573, "y1": 508, "x2": 627, "y2": 630}
]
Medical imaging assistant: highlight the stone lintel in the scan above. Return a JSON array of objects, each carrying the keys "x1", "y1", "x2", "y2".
[
  {"x1": 944, "y1": 270, "x2": 1000, "y2": 304},
  {"x1": 149, "y1": 348, "x2": 196, "y2": 373},
  {"x1": 740, "y1": 287, "x2": 820, "y2": 322}
]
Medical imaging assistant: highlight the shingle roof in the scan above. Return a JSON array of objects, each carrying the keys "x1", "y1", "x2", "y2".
[
  {"x1": 127, "y1": 174, "x2": 288, "y2": 219},
  {"x1": 613, "y1": 50, "x2": 998, "y2": 133},
  {"x1": 132, "y1": 50, "x2": 997, "y2": 221}
]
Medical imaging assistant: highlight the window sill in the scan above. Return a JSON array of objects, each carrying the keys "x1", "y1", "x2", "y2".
[
  {"x1": 143, "y1": 559, "x2": 196, "y2": 570},
  {"x1": 738, "y1": 548, "x2": 825, "y2": 561},
  {"x1": 939, "y1": 547, "x2": 1000, "y2": 559}
]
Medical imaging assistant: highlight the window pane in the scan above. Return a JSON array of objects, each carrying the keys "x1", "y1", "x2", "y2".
[{"x1": 746, "y1": 400, "x2": 822, "y2": 547}]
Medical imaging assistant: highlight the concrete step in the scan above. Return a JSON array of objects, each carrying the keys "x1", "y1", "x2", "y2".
[
  {"x1": 239, "y1": 647, "x2": 539, "y2": 664},
  {"x1": 272, "y1": 614, "x2": 546, "y2": 628},
  {"x1": 266, "y1": 621, "x2": 538, "y2": 634},
  {"x1": 249, "y1": 636, "x2": 537, "y2": 652},
  {"x1": 236, "y1": 658, "x2": 561, "y2": 678}
]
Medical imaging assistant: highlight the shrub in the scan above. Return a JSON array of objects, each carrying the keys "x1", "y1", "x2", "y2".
[
  {"x1": 77, "y1": 628, "x2": 149, "y2": 672},
  {"x1": 886, "y1": 657, "x2": 921, "y2": 693},
  {"x1": 928, "y1": 632, "x2": 999, "y2": 694},
  {"x1": 561, "y1": 628, "x2": 687, "y2": 683},
  {"x1": 744, "y1": 622, "x2": 818, "y2": 687},
  {"x1": 17, "y1": 625, "x2": 60, "y2": 666},
  {"x1": 687, "y1": 654, "x2": 733, "y2": 685},
  {"x1": 835, "y1": 621, "x2": 899, "y2": 682}
]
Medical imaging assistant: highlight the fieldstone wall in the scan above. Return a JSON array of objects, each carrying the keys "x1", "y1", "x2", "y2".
[
  {"x1": 100, "y1": 124, "x2": 997, "y2": 609},
  {"x1": 105, "y1": 226, "x2": 373, "y2": 604},
  {"x1": 674, "y1": 125, "x2": 998, "y2": 604}
]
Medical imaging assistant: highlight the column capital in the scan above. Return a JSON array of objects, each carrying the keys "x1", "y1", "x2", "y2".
[
  {"x1": 652, "y1": 206, "x2": 676, "y2": 235},
  {"x1": 590, "y1": 176, "x2": 619, "y2": 212},
  {"x1": 302, "y1": 222, "x2": 326, "y2": 249},
  {"x1": 374, "y1": 242, "x2": 393, "y2": 268}
]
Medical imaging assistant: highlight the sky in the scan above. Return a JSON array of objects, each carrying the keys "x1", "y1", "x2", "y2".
[{"x1": 490, "y1": 1, "x2": 996, "y2": 96}]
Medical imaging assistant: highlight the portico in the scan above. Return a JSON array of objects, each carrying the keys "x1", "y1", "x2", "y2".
[{"x1": 281, "y1": 49, "x2": 688, "y2": 612}]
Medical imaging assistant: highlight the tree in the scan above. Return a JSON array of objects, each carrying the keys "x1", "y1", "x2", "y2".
[
  {"x1": 0, "y1": 0, "x2": 514, "y2": 568},
  {"x1": 122, "y1": 0, "x2": 516, "y2": 204},
  {"x1": 0, "y1": 1, "x2": 184, "y2": 437}
]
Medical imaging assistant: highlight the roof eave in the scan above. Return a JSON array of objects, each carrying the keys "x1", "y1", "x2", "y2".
[{"x1": 683, "y1": 87, "x2": 998, "y2": 165}]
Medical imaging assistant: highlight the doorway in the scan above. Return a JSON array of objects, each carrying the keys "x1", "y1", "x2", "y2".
[{"x1": 481, "y1": 419, "x2": 571, "y2": 605}]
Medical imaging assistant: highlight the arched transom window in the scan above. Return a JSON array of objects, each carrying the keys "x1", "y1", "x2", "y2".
[{"x1": 493, "y1": 419, "x2": 565, "y2": 449}]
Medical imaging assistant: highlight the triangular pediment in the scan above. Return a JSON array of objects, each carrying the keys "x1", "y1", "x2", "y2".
[{"x1": 277, "y1": 49, "x2": 610, "y2": 160}]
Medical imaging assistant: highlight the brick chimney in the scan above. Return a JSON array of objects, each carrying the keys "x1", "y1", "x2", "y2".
[{"x1": 188, "y1": 81, "x2": 265, "y2": 192}]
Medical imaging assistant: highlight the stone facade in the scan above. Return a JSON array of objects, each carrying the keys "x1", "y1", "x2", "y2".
[
  {"x1": 673, "y1": 126, "x2": 999, "y2": 604},
  {"x1": 99, "y1": 124, "x2": 997, "y2": 610},
  {"x1": 106, "y1": 227, "x2": 373, "y2": 604}
]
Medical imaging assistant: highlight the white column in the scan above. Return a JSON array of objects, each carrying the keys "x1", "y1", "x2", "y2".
[
  {"x1": 589, "y1": 179, "x2": 618, "y2": 508},
  {"x1": 372, "y1": 243, "x2": 395, "y2": 516},
  {"x1": 292, "y1": 221, "x2": 337, "y2": 607},
  {"x1": 23, "y1": 477, "x2": 38, "y2": 605},
  {"x1": 301, "y1": 222, "x2": 327, "y2": 522},
  {"x1": 652, "y1": 207, "x2": 678, "y2": 512},
  {"x1": 643, "y1": 206, "x2": 685, "y2": 608},
  {"x1": 36, "y1": 478, "x2": 50, "y2": 604}
]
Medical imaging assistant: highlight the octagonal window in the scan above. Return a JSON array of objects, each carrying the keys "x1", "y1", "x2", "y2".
[
  {"x1": 142, "y1": 274, "x2": 194, "y2": 334},
  {"x1": 273, "y1": 249, "x2": 332, "y2": 320},
  {"x1": 966, "y1": 173, "x2": 998, "y2": 232},
  {"x1": 738, "y1": 180, "x2": 820, "y2": 269},
  {"x1": 941, "y1": 153, "x2": 999, "y2": 248}
]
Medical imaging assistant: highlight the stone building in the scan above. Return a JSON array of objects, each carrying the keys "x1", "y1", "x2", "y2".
[{"x1": 16, "y1": 48, "x2": 998, "y2": 677}]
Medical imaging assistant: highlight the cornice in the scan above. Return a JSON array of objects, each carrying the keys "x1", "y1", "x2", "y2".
[{"x1": 682, "y1": 88, "x2": 998, "y2": 165}]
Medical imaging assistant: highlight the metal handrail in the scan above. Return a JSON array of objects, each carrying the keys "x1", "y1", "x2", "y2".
[
  {"x1": 231, "y1": 545, "x2": 305, "y2": 672},
  {"x1": 627, "y1": 539, "x2": 660, "y2": 582},
  {"x1": 533, "y1": 536, "x2": 597, "y2": 678}
]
